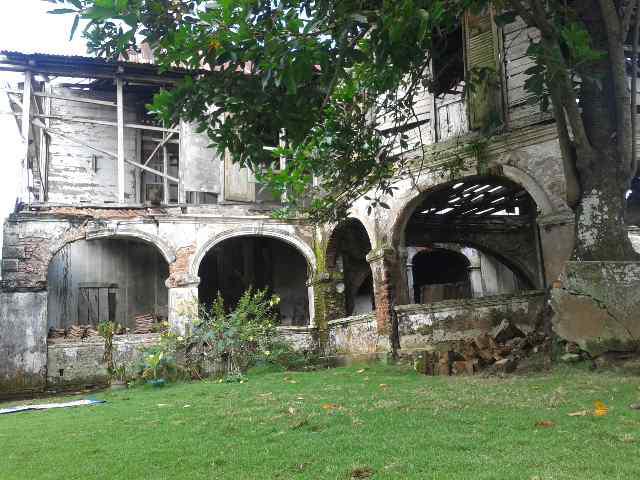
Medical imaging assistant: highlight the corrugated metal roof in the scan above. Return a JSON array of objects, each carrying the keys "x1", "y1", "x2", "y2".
[{"x1": 0, "y1": 50, "x2": 199, "y2": 78}]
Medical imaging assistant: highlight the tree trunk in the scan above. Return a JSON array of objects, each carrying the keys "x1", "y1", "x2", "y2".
[
  {"x1": 574, "y1": 149, "x2": 639, "y2": 260},
  {"x1": 569, "y1": 1, "x2": 640, "y2": 261}
]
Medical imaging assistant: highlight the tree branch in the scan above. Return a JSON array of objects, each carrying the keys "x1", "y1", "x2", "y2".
[
  {"x1": 623, "y1": 0, "x2": 636, "y2": 37},
  {"x1": 598, "y1": 0, "x2": 634, "y2": 175},
  {"x1": 632, "y1": 0, "x2": 640, "y2": 176},
  {"x1": 549, "y1": 77, "x2": 581, "y2": 207}
]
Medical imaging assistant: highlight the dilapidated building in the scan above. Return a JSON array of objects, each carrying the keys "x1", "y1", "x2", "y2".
[{"x1": 2, "y1": 8, "x2": 639, "y2": 397}]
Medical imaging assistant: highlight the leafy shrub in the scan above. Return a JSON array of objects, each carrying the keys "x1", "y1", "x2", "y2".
[
  {"x1": 135, "y1": 288, "x2": 318, "y2": 384},
  {"x1": 254, "y1": 340, "x2": 320, "y2": 372},
  {"x1": 182, "y1": 288, "x2": 280, "y2": 377},
  {"x1": 136, "y1": 332, "x2": 181, "y2": 383}
]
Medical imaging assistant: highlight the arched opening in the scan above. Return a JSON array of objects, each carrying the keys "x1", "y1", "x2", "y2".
[
  {"x1": 197, "y1": 236, "x2": 310, "y2": 326},
  {"x1": 47, "y1": 238, "x2": 169, "y2": 333},
  {"x1": 326, "y1": 219, "x2": 374, "y2": 317},
  {"x1": 401, "y1": 175, "x2": 541, "y2": 303},
  {"x1": 411, "y1": 248, "x2": 471, "y2": 303}
]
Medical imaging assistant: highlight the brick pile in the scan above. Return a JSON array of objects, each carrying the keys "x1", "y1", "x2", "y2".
[
  {"x1": 134, "y1": 314, "x2": 156, "y2": 334},
  {"x1": 414, "y1": 320, "x2": 550, "y2": 376}
]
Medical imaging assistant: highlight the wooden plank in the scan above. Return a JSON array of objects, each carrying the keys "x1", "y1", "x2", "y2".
[
  {"x1": 126, "y1": 157, "x2": 179, "y2": 183},
  {"x1": 99, "y1": 288, "x2": 110, "y2": 323},
  {"x1": 162, "y1": 130, "x2": 169, "y2": 204},
  {"x1": 87, "y1": 289, "x2": 99, "y2": 325},
  {"x1": 28, "y1": 113, "x2": 179, "y2": 133},
  {"x1": 20, "y1": 70, "x2": 32, "y2": 204},
  {"x1": 116, "y1": 77, "x2": 125, "y2": 202},
  {"x1": 78, "y1": 288, "x2": 89, "y2": 324},
  {"x1": 37, "y1": 123, "x2": 180, "y2": 183},
  {"x1": 143, "y1": 129, "x2": 176, "y2": 166}
]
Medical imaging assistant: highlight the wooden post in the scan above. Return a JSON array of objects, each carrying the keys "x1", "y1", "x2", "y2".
[
  {"x1": 178, "y1": 120, "x2": 186, "y2": 204},
  {"x1": 20, "y1": 70, "x2": 32, "y2": 204},
  {"x1": 162, "y1": 128, "x2": 169, "y2": 204},
  {"x1": 279, "y1": 128, "x2": 287, "y2": 203},
  {"x1": 116, "y1": 77, "x2": 125, "y2": 203}
]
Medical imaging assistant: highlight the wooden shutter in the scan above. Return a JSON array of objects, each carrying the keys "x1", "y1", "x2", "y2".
[
  {"x1": 464, "y1": 6, "x2": 503, "y2": 129},
  {"x1": 224, "y1": 152, "x2": 256, "y2": 202},
  {"x1": 180, "y1": 121, "x2": 221, "y2": 194}
]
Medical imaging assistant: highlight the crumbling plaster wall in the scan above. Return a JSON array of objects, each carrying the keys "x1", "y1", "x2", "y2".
[
  {"x1": 314, "y1": 126, "x2": 574, "y2": 339},
  {"x1": 327, "y1": 313, "x2": 389, "y2": 355},
  {"x1": 47, "y1": 238, "x2": 169, "y2": 328},
  {"x1": 1, "y1": 207, "x2": 317, "y2": 395},
  {"x1": 395, "y1": 291, "x2": 545, "y2": 352},
  {"x1": 0, "y1": 291, "x2": 47, "y2": 397},
  {"x1": 46, "y1": 334, "x2": 159, "y2": 389}
]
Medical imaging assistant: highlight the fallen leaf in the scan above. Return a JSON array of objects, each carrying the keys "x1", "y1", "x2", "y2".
[
  {"x1": 321, "y1": 403, "x2": 340, "y2": 411},
  {"x1": 568, "y1": 410, "x2": 588, "y2": 417},
  {"x1": 350, "y1": 466, "x2": 375, "y2": 479},
  {"x1": 288, "y1": 407, "x2": 296, "y2": 415},
  {"x1": 379, "y1": 384, "x2": 389, "y2": 389},
  {"x1": 357, "y1": 368, "x2": 366, "y2": 374},
  {"x1": 535, "y1": 420, "x2": 555, "y2": 428},
  {"x1": 594, "y1": 400, "x2": 609, "y2": 417}
]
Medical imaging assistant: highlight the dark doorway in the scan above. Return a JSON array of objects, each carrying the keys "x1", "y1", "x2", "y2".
[
  {"x1": 198, "y1": 236, "x2": 310, "y2": 326},
  {"x1": 412, "y1": 249, "x2": 472, "y2": 303}
]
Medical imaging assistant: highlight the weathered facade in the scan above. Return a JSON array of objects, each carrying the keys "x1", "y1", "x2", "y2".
[{"x1": 2, "y1": 9, "x2": 640, "y2": 397}]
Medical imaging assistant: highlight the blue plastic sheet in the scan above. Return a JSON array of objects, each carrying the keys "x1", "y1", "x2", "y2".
[{"x1": 0, "y1": 399, "x2": 105, "y2": 415}]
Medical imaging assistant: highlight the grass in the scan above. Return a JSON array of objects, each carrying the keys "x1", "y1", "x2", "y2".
[{"x1": 2, "y1": 363, "x2": 640, "y2": 479}]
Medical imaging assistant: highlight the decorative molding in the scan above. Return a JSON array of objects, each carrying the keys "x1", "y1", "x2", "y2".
[{"x1": 189, "y1": 225, "x2": 316, "y2": 277}]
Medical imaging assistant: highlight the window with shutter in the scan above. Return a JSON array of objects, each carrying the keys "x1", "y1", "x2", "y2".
[
  {"x1": 464, "y1": 6, "x2": 503, "y2": 130},
  {"x1": 180, "y1": 121, "x2": 222, "y2": 195}
]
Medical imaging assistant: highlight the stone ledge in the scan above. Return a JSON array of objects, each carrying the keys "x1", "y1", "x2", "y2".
[
  {"x1": 328, "y1": 313, "x2": 376, "y2": 328},
  {"x1": 394, "y1": 291, "x2": 545, "y2": 314},
  {"x1": 47, "y1": 333, "x2": 160, "y2": 347},
  {"x1": 276, "y1": 325, "x2": 317, "y2": 334}
]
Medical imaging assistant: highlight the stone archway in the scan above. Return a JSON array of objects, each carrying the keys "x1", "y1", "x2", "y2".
[
  {"x1": 323, "y1": 218, "x2": 375, "y2": 319},
  {"x1": 192, "y1": 228, "x2": 316, "y2": 327}
]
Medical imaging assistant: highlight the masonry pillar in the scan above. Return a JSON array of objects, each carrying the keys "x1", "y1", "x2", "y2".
[
  {"x1": 309, "y1": 272, "x2": 346, "y2": 352},
  {"x1": 404, "y1": 247, "x2": 417, "y2": 303},
  {"x1": 367, "y1": 247, "x2": 402, "y2": 352},
  {"x1": 1, "y1": 218, "x2": 52, "y2": 397},
  {"x1": 462, "y1": 247, "x2": 484, "y2": 297},
  {"x1": 536, "y1": 212, "x2": 575, "y2": 284},
  {"x1": 167, "y1": 275, "x2": 200, "y2": 336},
  {"x1": 0, "y1": 290, "x2": 48, "y2": 398}
]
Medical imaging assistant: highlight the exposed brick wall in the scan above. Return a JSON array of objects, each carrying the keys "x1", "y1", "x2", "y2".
[
  {"x1": 368, "y1": 248, "x2": 400, "y2": 341},
  {"x1": 167, "y1": 244, "x2": 197, "y2": 288},
  {"x1": 1, "y1": 218, "x2": 86, "y2": 291}
]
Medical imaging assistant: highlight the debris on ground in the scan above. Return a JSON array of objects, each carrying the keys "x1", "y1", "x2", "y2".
[{"x1": 413, "y1": 321, "x2": 552, "y2": 376}]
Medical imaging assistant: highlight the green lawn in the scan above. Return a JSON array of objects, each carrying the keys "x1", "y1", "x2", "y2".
[{"x1": 2, "y1": 363, "x2": 640, "y2": 479}]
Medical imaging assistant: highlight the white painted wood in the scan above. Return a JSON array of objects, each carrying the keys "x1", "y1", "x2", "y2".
[
  {"x1": 143, "y1": 129, "x2": 176, "y2": 166},
  {"x1": 37, "y1": 123, "x2": 179, "y2": 183},
  {"x1": 116, "y1": 77, "x2": 125, "y2": 202},
  {"x1": 163, "y1": 128, "x2": 169, "y2": 204},
  {"x1": 20, "y1": 70, "x2": 32, "y2": 204}
]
